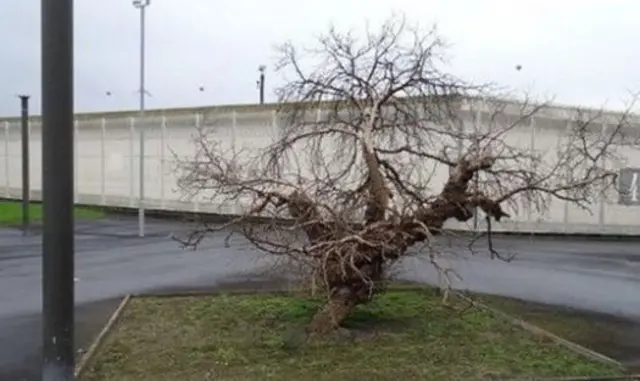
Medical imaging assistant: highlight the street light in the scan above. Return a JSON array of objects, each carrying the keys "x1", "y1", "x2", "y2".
[
  {"x1": 41, "y1": 0, "x2": 74, "y2": 378},
  {"x1": 18, "y1": 95, "x2": 30, "y2": 236},
  {"x1": 257, "y1": 65, "x2": 266, "y2": 104},
  {"x1": 133, "y1": 0, "x2": 150, "y2": 237}
]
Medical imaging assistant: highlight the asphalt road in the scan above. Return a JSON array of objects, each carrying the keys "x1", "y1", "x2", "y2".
[
  {"x1": 400, "y1": 234, "x2": 640, "y2": 319},
  {"x1": 1, "y1": 217, "x2": 639, "y2": 380}
]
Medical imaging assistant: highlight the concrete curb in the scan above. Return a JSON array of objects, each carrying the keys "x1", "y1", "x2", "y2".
[
  {"x1": 130, "y1": 288, "x2": 303, "y2": 299},
  {"x1": 75, "y1": 294, "x2": 131, "y2": 379},
  {"x1": 454, "y1": 292, "x2": 623, "y2": 369}
]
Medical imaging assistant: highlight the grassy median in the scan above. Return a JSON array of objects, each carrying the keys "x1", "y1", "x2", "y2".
[
  {"x1": 81, "y1": 288, "x2": 624, "y2": 381},
  {"x1": 0, "y1": 200, "x2": 104, "y2": 225},
  {"x1": 478, "y1": 293, "x2": 639, "y2": 370}
]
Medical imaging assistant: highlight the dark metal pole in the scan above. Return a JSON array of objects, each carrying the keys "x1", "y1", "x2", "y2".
[
  {"x1": 259, "y1": 73, "x2": 265, "y2": 104},
  {"x1": 132, "y1": 0, "x2": 150, "y2": 237},
  {"x1": 472, "y1": 110, "x2": 480, "y2": 232},
  {"x1": 19, "y1": 95, "x2": 30, "y2": 236},
  {"x1": 138, "y1": 3, "x2": 147, "y2": 238},
  {"x1": 259, "y1": 74, "x2": 265, "y2": 104},
  {"x1": 41, "y1": 0, "x2": 75, "y2": 379},
  {"x1": 258, "y1": 65, "x2": 265, "y2": 104},
  {"x1": 472, "y1": 172, "x2": 479, "y2": 231}
]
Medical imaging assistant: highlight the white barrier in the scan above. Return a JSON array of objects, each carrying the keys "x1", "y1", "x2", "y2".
[{"x1": 1, "y1": 102, "x2": 640, "y2": 235}]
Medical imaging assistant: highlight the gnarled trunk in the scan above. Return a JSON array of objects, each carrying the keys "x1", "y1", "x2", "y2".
[
  {"x1": 308, "y1": 256, "x2": 385, "y2": 335},
  {"x1": 308, "y1": 288, "x2": 359, "y2": 335}
]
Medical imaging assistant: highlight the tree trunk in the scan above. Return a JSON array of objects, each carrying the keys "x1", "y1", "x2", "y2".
[{"x1": 308, "y1": 288, "x2": 358, "y2": 335}]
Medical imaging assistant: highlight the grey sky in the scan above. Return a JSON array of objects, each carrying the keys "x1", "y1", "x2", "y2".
[{"x1": 1, "y1": 0, "x2": 638, "y2": 117}]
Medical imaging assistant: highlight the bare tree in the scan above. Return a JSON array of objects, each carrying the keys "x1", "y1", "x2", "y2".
[{"x1": 175, "y1": 14, "x2": 639, "y2": 334}]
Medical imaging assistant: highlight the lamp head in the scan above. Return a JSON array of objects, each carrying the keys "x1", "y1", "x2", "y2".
[{"x1": 132, "y1": 0, "x2": 150, "y2": 8}]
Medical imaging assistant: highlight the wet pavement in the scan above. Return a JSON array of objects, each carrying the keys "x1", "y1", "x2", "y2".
[
  {"x1": 0, "y1": 217, "x2": 272, "y2": 381},
  {"x1": 399, "y1": 235, "x2": 640, "y2": 319},
  {"x1": 1, "y1": 217, "x2": 639, "y2": 380}
]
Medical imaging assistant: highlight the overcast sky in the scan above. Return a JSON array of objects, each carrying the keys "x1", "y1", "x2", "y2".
[{"x1": 0, "y1": 0, "x2": 638, "y2": 117}]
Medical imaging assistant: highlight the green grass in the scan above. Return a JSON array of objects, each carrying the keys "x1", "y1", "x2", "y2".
[
  {"x1": 82, "y1": 289, "x2": 625, "y2": 381},
  {"x1": 0, "y1": 200, "x2": 104, "y2": 225}
]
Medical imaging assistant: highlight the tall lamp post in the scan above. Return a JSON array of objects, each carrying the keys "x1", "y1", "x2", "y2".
[
  {"x1": 41, "y1": 0, "x2": 75, "y2": 379},
  {"x1": 18, "y1": 95, "x2": 30, "y2": 236},
  {"x1": 133, "y1": 0, "x2": 149, "y2": 237},
  {"x1": 257, "y1": 65, "x2": 266, "y2": 104}
]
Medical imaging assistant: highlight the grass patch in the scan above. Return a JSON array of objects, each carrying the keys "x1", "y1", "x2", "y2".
[
  {"x1": 82, "y1": 289, "x2": 625, "y2": 381},
  {"x1": 0, "y1": 200, "x2": 104, "y2": 225}
]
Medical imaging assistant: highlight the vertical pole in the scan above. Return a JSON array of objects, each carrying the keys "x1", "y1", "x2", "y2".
[
  {"x1": 527, "y1": 116, "x2": 536, "y2": 224},
  {"x1": 599, "y1": 122, "x2": 608, "y2": 230},
  {"x1": 159, "y1": 115, "x2": 166, "y2": 208},
  {"x1": 41, "y1": 0, "x2": 75, "y2": 378},
  {"x1": 129, "y1": 117, "x2": 135, "y2": 207},
  {"x1": 73, "y1": 120, "x2": 79, "y2": 203},
  {"x1": 193, "y1": 113, "x2": 200, "y2": 212},
  {"x1": 138, "y1": 4, "x2": 146, "y2": 237},
  {"x1": 563, "y1": 119, "x2": 570, "y2": 232},
  {"x1": 259, "y1": 71, "x2": 265, "y2": 104},
  {"x1": 472, "y1": 108, "x2": 481, "y2": 232},
  {"x1": 231, "y1": 110, "x2": 237, "y2": 153},
  {"x1": 231, "y1": 110, "x2": 238, "y2": 215},
  {"x1": 100, "y1": 118, "x2": 106, "y2": 205},
  {"x1": 4, "y1": 121, "x2": 9, "y2": 197},
  {"x1": 456, "y1": 106, "x2": 464, "y2": 159},
  {"x1": 271, "y1": 109, "x2": 278, "y2": 143},
  {"x1": 19, "y1": 95, "x2": 30, "y2": 236}
]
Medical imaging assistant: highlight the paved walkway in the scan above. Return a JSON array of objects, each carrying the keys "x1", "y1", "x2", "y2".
[{"x1": 1, "y1": 217, "x2": 639, "y2": 380}]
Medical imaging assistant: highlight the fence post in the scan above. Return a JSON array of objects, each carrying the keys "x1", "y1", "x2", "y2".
[
  {"x1": 456, "y1": 106, "x2": 464, "y2": 158},
  {"x1": 231, "y1": 109, "x2": 237, "y2": 153},
  {"x1": 599, "y1": 121, "x2": 608, "y2": 230},
  {"x1": 100, "y1": 118, "x2": 106, "y2": 205},
  {"x1": 74, "y1": 119, "x2": 79, "y2": 204},
  {"x1": 160, "y1": 115, "x2": 166, "y2": 209},
  {"x1": 231, "y1": 110, "x2": 238, "y2": 215},
  {"x1": 562, "y1": 119, "x2": 571, "y2": 232},
  {"x1": 271, "y1": 109, "x2": 278, "y2": 143},
  {"x1": 192, "y1": 112, "x2": 201, "y2": 212},
  {"x1": 129, "y1": 117, "x2": 135, "y2": 207},
  {"x1": 527, "y1": 116, "x2": 536, "y2": 225},
  {"x1": 4, "y1": 121, "x2": 9, "y2": 197},
  {"x1": 472, "y1": 108, "x2": 481, "y2": 232}
]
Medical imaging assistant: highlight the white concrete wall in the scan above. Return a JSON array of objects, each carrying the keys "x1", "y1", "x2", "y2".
[{"x1": 1, "y1": 101, "x2": 639, "y2": 235}]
